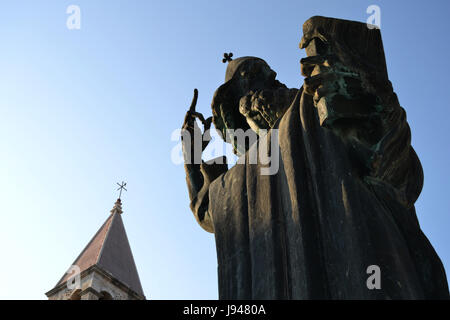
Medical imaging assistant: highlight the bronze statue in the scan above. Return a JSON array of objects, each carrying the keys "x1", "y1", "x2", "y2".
[{"x1": 181, "y1": 16, "x2": 449, "y2": 299}]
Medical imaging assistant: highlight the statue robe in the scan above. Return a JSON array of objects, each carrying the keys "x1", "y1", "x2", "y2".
[{"x1": 207, "y1": 90, "x2": 449, "y2": 299}]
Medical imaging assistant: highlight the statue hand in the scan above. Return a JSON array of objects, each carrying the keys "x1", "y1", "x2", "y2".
[
  {"x1": 301, "y1": 55, "x2": 366, "y2": 102},
  {"x1": 182, "y1": 89, "x2": 213, "y2": 164},
  {"x1": 301, "y1": 54, "x2": 378, "y2": 126}
]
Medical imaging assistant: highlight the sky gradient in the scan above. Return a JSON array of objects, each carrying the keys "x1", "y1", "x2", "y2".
[{"x1": 0, "y1": 0, "x2": 449, "y2": 299}]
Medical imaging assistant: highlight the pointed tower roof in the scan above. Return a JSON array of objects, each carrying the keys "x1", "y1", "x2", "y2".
[{"x1": 51, "y1": 199, "x2": 144, "y2": 297}]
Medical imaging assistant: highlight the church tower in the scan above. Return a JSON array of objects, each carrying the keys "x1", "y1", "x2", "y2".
[{"x1": 45, "y1": 198, "x2": 145, "y2": 300}]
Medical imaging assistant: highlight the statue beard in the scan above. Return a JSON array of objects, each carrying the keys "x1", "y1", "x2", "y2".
[
  {"x1": 211, "y1": 80, "x2": 297, "y2": 155},
  {"x1": 239, "y1": 86, "x2": 298, "y2": 133}
]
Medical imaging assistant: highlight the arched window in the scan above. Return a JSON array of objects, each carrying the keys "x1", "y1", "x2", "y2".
[
  {"x1": 69, "y1": 289, "x2": 81, "y2": 300},
  {"x1": 99, "y1": 291, "x2": 113, "y2": 300}
]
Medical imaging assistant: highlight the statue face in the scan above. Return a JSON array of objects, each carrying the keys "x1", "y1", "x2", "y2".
[
  {"x1": 236, "y1": 60, "x2": 275, "y2": 86},
  {"x1": 212, "y1": 58, "x2": 297, "y2": 155},
  {"x1": 233, "y1": 61, "x2": 296, "y2": 133}
]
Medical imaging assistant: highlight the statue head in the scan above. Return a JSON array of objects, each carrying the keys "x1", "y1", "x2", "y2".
[
  {"x1": 224, "y1": 57, "x2": 276, "y2": 85},
  {"x1": 212, "y1": 56, "x2": 296, "y2": 155}
]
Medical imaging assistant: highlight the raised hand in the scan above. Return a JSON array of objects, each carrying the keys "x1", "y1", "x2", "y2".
[
  {"x1": 181, "y1": 89, "x2": 226, "y2": 234},
  {"x1": 181, "y1": 89, "x2": 213, "y2": 164}
]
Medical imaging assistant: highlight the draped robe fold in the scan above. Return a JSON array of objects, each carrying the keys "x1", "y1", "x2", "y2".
[{"x1": 208, "y1": 90, "x2": 449, "y2": 299}]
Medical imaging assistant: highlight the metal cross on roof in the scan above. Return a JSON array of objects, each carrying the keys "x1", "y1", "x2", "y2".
[{"x1": 116, "y1": 181, "x2": 127, "y2": 199}]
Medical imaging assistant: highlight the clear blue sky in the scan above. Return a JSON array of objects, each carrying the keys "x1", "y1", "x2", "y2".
[{"x1": 0, "y1": 0, "x2": 449, "y2": 299}]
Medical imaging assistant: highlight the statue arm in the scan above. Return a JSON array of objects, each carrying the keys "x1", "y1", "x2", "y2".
[
  {"x1": 301, "y1": 52, "x2": 423, "y2": 208},
  {"x1": 184, "y1": 158, "x2": 228, "y2": 233},
  {"x1": 182, "y1": 90, "x2": 228, "y2": 233},
  {"x1": 366, "y1": 104, "x2": 423, "y2": 207}
]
